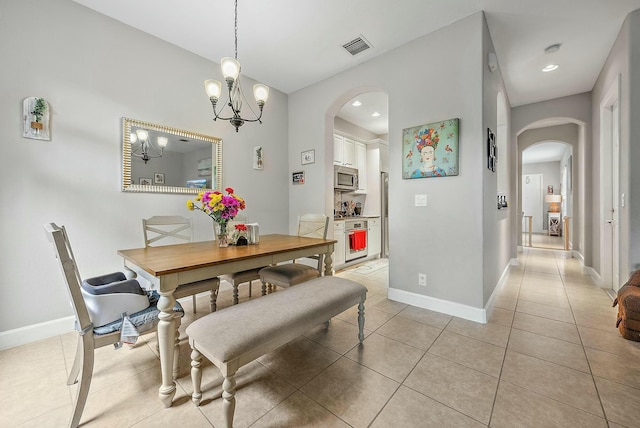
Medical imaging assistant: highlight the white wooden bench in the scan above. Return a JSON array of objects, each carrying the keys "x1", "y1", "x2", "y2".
[{"x1": 185, "y1": 276, "x2": 367, "y2": 428}]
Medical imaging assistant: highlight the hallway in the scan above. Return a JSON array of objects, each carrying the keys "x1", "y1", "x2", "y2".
[{"x1": 1, "y1": 251, "x2": 639, "y2": 427}]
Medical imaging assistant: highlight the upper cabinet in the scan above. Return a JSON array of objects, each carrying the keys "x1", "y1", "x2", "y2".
[
  {"x1": 354, "y1": 142, "x2": 367, "y2": 193},
  {"x1": 334, "y1": 134, "x2": 356, "y2": 167},
  {"x1": 334, "y1": 133, "x2": 367, "y2": 193}
]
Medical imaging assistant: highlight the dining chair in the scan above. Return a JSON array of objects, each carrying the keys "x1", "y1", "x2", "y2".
[
  {"x1": 143, "y1": 215, "x2": 220, "y2": 312},
  {"x1": 259, "y1": 214, "x2": 329, "y2": 292},
  {"x1": 220, "y1": 214, "x2": 263, "y2": 304},
  {"x1": 44, "y1": 223, "x2": 183, "y2": 428}
]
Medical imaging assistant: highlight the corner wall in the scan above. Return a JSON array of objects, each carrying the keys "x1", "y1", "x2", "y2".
[{"x1": 0, "y1": 0, "x2": 289, "y2": 339}]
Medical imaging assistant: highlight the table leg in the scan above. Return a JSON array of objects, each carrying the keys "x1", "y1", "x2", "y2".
[{"x1": 157, "y1": 290, "x2": 177, "y2": 408}]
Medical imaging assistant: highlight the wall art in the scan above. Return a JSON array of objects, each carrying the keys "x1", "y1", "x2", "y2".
[
  {"x1": 301, "y1": 149, "x2": 315, "y2": 165},
  {"x1": 402, "y1": 118, "x2": 459, "y2": 179},
  {"x1": 154, "y1": 173, "x2": 165, "y2": 184},
  {"x1": 292, "y1": 171, "x2": 305, "y2": 185},
  {"x1": 253, "y1": 146, "x2": 263, "y2": 170},
  {"x1": 23, "y1": 97, "x2": 51, "y2": 141},
  {"x1": 487, "y1": 128, "x2": 496, "y2": 172}
]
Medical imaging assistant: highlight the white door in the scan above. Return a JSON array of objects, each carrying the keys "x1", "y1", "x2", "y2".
[
  {"x1": 600, "y1": 77, "x2": 621, "y2": 292},
  {"x1": 611, "y1": 100, "x2": 620, "y2": 290},
  {"x1": 522, "y1": 174, "x2": 543, "y2": 233}
]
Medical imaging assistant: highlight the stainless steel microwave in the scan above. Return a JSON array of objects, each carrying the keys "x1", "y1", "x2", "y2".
[{"x1": 334, "y1": 166, "x2": 359, "y2": 191}]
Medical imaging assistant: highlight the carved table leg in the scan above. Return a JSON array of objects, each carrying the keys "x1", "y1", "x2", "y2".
[
  {"x1": 324, "y1": 251, "x2": 333, "y2": 277},
  {"x1": 157, "y1": 290, "x2": 177, "y2": 408}
]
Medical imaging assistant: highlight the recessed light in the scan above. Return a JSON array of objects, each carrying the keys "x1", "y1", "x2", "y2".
[
  {"x1": 352, "y1": 100, "x2": 362, "y2": 107},
  {"x1": 542, "y1": 64, "x2": 558, "y2": 72},
  {"x1": 371, "y1": 112, "x2": 380, "y2": 117}
]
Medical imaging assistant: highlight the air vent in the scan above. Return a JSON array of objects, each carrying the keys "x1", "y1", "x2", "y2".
[{"x1": 342, "y1": 35, "x2": 372, "y2": 56}]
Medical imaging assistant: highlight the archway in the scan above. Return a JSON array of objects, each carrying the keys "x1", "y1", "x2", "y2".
[
  {"x1": 325, "y1": 87, "x2": 389, "y2": 270},
  {"x1": 516, "y1": 118, "x2": 585, "y2": 257}
]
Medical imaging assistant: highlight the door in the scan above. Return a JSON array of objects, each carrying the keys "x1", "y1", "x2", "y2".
[
  {"x1": 600, "y1": 77, "x2": 621, "y2": 292},
  {"x1": 522, "y1": 174, "x2": 543, "y2": 233}
]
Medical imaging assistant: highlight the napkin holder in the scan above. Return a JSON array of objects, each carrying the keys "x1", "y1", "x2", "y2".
[{"x1": 247, "y1": 223, "x2": 260, "y2": 244}]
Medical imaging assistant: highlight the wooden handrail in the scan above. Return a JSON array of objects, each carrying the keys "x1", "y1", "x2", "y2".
[{"x1": 563, "y1": 216, "x2": 571, "y2": 251}]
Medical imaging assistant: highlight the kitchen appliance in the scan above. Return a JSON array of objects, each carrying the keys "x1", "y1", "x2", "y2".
[
  {"x1": 345, "y1": 219, "x2": 368, "y2": 261},
  {"x1": 334, "y1": 165, "x2": 359, "y2": 191}
]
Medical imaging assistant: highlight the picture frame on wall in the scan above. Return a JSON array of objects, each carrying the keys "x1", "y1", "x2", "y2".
[
  {"x1": 154, "y1": 173, "x2": 165, "y2": 184},
  {"x1": 292, "y1": 171, "x2": 305, "y2": 184},
  {"x1": 139, "y1": 177, "x2": 152, "y2": 186},
  {"x1": 487, "y1": 128, "x2": 496, "y2": 172},
  {"x1": 253, "y1": 146, "x2": 264, "y2": 170},
  {"x1": 301, "y1": 149, "x2": 315, "y2": 165},
  {"x1": 402, "y1": 118, "x2": 459, "y2": 179}
]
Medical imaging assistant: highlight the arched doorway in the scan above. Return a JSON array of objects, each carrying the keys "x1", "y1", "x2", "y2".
[{"x1": 325, "y1": 88, "x2": 389, "y2": 271}]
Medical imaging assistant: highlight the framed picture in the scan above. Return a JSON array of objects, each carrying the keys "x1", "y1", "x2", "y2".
[
  {"x1": 197, "y1": 158, "x2": 212, "y2": 176},
  {"x1": 292, "y1": 171, "x2": 305, "y2": 185},
  {"x1": 154, "y1": 173, "x2": 165, "y2": 184},
  {"x1": 547, "y1": 185, "x2": 554, "y2": 194},
  {"x1": 402, "y1": 118, "x2": 459, "y2": 179},
  {"x1": 253, "y1": 146, "x2": 264, "y2": 170},
  {"x1": 186, "y1": 179, "x2": 208, "y2": 188},
  {"x1": 487, "y1": 128, "x2": 496, "y2": 172},
  {"x1": 139, "y1": 177, "x2": 152, "y2": 186},
  {"x1": 301, "y1": 149, "x2": 315, "y2": 165},
  {"x1": 22, "y1": 97, "x2": 51, "y2": 141}
]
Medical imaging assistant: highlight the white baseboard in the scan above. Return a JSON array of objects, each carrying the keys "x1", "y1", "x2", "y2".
[
  {"x1": 0, "y1": 316, "x2": 75, "y2": 351},
  {"x1": 0, "y1": 294, "x2": 205, "y2": 351},
  {"x1": 388, "y1": 288, "x2": 487, "y2": 324},
  {"x1": 583, "y1": 266, "x2": 602, "y2": 287},
  {"x1": 510, "y1": 257, "x2": 519, "y2": 266}
]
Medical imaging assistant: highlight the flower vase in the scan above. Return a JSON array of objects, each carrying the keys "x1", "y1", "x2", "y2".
[{"x1": 215, "y1": 223, "x2": 229, "y2": 248}]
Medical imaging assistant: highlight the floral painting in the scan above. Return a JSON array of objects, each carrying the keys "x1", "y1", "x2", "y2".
[{"x1": 402, "y1": 118, "x2": 459, "y2": 179}]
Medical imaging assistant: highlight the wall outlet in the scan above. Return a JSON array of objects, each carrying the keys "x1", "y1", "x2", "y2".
[
  {"x1": 418, "y1": 273, "x2": 427, "y2": 286},
  {"x1": 415, "y1": 194, "x2": 427, "y2": 206}
]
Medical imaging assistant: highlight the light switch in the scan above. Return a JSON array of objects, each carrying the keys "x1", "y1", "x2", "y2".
[
  {"x1": 621, "y1": 193, "x2": 625, "y2": 207},
  {"x1": 415, "y1": 194, "x2": 427, "y2": 206}
]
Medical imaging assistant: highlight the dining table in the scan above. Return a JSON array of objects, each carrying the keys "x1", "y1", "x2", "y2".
[{"x1": 117, "y1": 233, "x2": 336, "y2": 407}]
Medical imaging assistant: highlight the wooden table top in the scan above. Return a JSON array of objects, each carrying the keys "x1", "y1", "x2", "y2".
[{"x1": 118, "y1": 234, "x2": 336, "y2": 277}]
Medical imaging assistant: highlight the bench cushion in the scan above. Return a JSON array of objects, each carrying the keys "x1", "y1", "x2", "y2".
[
  {"x1": 186, "y1": 276, "x2": 366, "y2": 365},
  {"x1": 259, "y1": 263, "x2": 320, "y2": 288}
]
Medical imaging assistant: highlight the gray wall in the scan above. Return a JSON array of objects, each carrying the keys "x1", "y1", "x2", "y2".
[
  {"x1": 592, "y1": 10, "x2": 633, "y2": 280},
  {"x1": 0, "y1": 0, "x2": 289, "y2": 333},
  {"x1": 289, "y1": 12, "x2": 508, "y2": 313}
]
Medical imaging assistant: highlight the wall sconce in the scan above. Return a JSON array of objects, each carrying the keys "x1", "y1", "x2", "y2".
[
  {"x1": 130, "y1": 129, "x2": 168, "y2": 164},
  {"x1": 544, "y1": 194, "x2": 562, "y2": 212}
]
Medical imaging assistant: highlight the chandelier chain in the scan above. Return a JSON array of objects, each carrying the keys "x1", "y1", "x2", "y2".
[{"x1": 234, "y1": 0, "x2": 238, "y2": 60}]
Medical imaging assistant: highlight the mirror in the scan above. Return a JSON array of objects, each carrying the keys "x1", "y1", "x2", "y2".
[{"x1": 121, "y1": 117, "x2": 222, "y2": 194}]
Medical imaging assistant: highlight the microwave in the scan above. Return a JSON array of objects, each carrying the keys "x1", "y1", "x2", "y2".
[{"x1": 334, "y1": 166, "x2": 359, "y2": 191}]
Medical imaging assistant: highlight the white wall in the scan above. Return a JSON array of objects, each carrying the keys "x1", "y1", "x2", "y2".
[
  {"x1": 592, "y1": 10, "x2": 633, "y2": 279},
  {"x1": 290, "y1": 12, "x2": 497, "y2": 318},
  {"x1": 0, "y1": 0, "x2": 289, "y2": 338}
]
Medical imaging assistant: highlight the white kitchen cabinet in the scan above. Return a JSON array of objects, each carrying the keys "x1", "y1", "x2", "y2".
[
  {"x1": 334, "y1": 134, "x2": 356, "y2": 167},
  {"x1": 333, "y1": 220, "x2": 345, "y2": 268},
  {"x1": 354, "y1": 142, "x2": 367, "y2": 193},
  {"x1": 333, "y1": 134, "x2": 344, "y2": 165},
  {"x1": 368, "y1": 217, "x2": 381, "y2": 257},
  {"x1": 343, "y1": 137, "x2": 355, "y2": 167}
]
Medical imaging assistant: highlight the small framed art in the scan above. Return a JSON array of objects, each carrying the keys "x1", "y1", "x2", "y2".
[
  {"x1": 139, "y1": 177, "x2": 152, "y2": 186},
  {"x1": 292, "y1": 171, "x2": 305, "y2": 184},
  {"x1": 154, "y1": 173, "x2": 165, "y2": 184},
  {"x1": 487, "y1": 128, "x2": 496, "y2": 172},
  {"x1": 301, "y1": 149, "x2": 315, "y2": 165}
]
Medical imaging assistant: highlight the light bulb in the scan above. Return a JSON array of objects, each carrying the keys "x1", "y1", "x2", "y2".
[
  {"x1": 204, "y1": 79, "x2": 222, "y2": 99},
  {"x1": 157, "y1": 137, "x2": 168, "y2": 148},
  {"x1": 253, "y1": 84, "x2": 269, "y2": 104},
  {"x1": 220, "y1": 57, "x2": 240, "y2": 81}
]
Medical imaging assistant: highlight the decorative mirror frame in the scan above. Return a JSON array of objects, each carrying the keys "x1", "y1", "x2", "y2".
[{"x1": 121, "y1": 117, "x2": 223, "y2": 194}]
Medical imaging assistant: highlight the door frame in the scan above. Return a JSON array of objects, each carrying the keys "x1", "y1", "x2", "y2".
[{"x1": 599, "y1": 75, "x2": 621, "y2": 291}]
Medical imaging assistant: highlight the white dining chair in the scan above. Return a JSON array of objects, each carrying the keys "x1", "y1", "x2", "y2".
[
  {"x1": 44, "y1": 223, "x2": 183, "y2": 428},
  {"x1": 143, "y1": 215, "x2": 220, "y2": 312},
  {"x1": 220, "y1": 214, "x2": 263, "y2": 304},
  {"x1": 259, "y1": 214, "x2": 329, "y2": 292}
]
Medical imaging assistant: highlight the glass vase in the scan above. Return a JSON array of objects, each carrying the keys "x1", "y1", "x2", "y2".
[{"x1": 215, "y1": 223, "x2": 229, "y2": 248}]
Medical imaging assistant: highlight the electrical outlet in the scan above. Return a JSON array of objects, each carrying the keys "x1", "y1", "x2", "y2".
[
  {"x1": 418, "y1": 273, "x2": 427, "y2": 286},
  {"x1": 415, "y1": 194, "x2": 427, "y2": 206}
]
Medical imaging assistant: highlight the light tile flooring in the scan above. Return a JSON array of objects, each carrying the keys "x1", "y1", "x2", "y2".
[
  {"x1": 522, "y1": 232, "x2": 565, "y2": 250},
  {"x1": 3, "y1": 251, "x2": 640, "y2": 427}
]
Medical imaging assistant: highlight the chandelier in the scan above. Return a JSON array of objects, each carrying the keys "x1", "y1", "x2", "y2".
[
  {"x1": 130, "y1": 129, "x2": 168, "y2": 164},
  {"x1": 204, "y1": 0, "x2": 269, "y2": 132}
]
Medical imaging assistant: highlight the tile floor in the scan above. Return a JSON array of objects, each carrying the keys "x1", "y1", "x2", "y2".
[{"x1": 2, "y1": 250, "x2": 640, "y2": 427}]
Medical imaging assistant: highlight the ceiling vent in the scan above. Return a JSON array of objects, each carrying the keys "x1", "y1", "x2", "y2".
[{"x1": 342, "y1": 35, "x2": 372, "y2": 56}]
